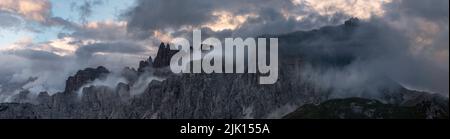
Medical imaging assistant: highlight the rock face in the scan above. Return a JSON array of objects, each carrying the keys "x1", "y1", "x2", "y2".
[
  {"x1": 0, "y1": 19, "x2": 448, "y2": 119},
  {"x1": 128, "y1": 73, "x2": 325, "y2": 119},
  {"x1": 12, "y1": 90, "x2": 31, "y2": 103},
  {"x1": 64, "y1": 66, "x2": 110, "y2": 93},
  {"x1": 116, "y1": 83, "x2": 131, "y2": 101},
  {"x1": 36, "y1": 92, "x2": 50, "y2": 104}
]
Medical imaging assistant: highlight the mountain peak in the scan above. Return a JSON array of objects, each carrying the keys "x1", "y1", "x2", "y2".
[{"x1": 64, "y1": 66, "x2": 110, "y2": 93}]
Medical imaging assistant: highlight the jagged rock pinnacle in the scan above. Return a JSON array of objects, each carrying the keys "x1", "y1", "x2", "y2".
[{"x1": 152, "y1": 42, "x2": 178, "y2": 68}]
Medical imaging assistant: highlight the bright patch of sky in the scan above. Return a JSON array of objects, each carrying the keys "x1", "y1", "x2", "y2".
[
  {"x1": 1, "y1": 0, "x2": 135, "y2": 48},
  {"x1": 0, "y1": 30, "x2": 31, "y2": 47}
]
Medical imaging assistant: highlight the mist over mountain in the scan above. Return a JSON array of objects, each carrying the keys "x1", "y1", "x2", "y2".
[
  {"x1": 0, "y1": 19, "x2": 448, "y2": 119},
  {"x1": 0, "y1": 0, "x2": 448, "y2": 119}
]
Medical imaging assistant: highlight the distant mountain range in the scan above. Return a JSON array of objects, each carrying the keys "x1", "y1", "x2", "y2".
[{"x1": 0, "y1": 19, "x2": 448, "y2": 119}]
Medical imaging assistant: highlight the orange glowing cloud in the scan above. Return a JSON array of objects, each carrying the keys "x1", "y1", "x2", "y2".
[
  {"x1": 0, "y1": 0, "x2": 51, "y2": 22},
  {"x1": 292, "y1": 0, "x2": 392, "y2": 19},
  {"x1": 203, "y1": 11, "x2": 257, "y2": 32}
]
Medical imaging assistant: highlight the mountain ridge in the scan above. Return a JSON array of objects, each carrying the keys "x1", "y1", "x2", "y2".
[{"x1": 0, "y1": 19, "x2": 448, "y2": 119}]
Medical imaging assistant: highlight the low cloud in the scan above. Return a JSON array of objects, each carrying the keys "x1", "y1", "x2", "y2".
[{"x1": 75, "y1": 41, "x2": 149, "y2": 59}]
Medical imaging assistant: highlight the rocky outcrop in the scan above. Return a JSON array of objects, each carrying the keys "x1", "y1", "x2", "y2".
[
  {"x1": 138, "y1": 57, "x2": 153, "y2": 74},
  {"x1": 64, "y1": 66, "x2": 110, "y2": 93}
]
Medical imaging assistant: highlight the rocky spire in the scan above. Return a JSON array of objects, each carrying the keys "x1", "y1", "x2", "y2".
[{"x1": 152, "y1": 42, "x2": 178, "y2": 68}]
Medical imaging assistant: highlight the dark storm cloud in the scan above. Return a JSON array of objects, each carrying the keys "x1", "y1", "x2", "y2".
[
  {"x1": 126, "y1": 0, "x2": 215, "y2": 30},
  {"x1": 124, "y1": 0, "x2": 283, "y2": 29},
  {"x1": 234, "y1": 11, "x2": 349, "y2": 38},
  {"x1": 385, "y1": 0, "x2": 449, "y2": 22},
  {"x1": 124, "y1": 0, "x2": 221, "y2": 39},
  {"x1": 124, "y1": 0, "x2": 353, "y2": 39}
]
